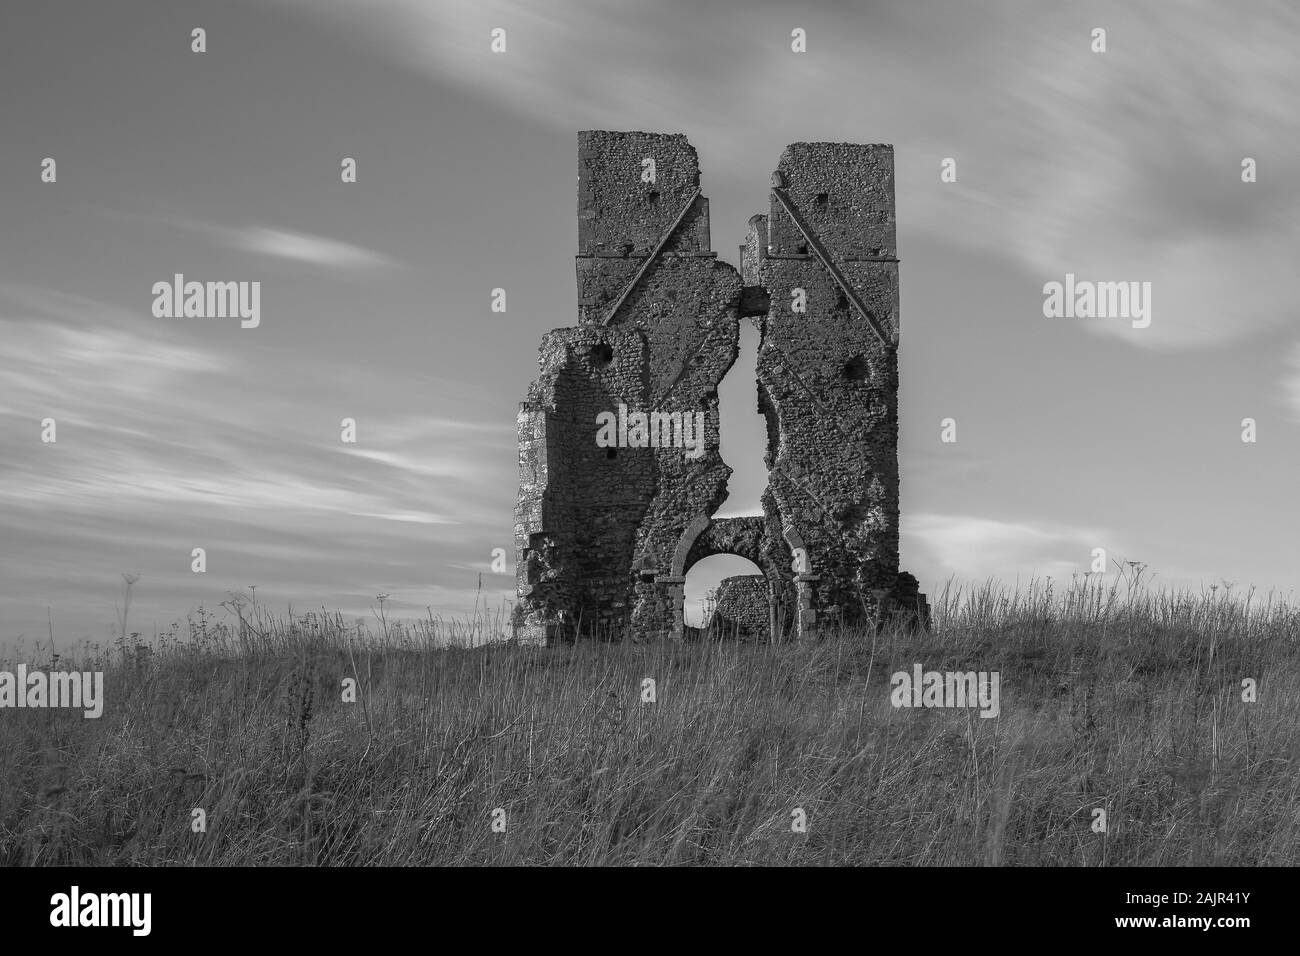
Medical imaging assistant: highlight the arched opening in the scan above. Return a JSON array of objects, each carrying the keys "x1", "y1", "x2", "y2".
[{"x1": 682, "y1": 553, "x2": 769, "y2": 640}]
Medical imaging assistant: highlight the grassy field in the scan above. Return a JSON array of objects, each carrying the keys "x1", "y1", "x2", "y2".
[{"x1": 2, "y1": 571, "x2": 1297, "y2": 866}]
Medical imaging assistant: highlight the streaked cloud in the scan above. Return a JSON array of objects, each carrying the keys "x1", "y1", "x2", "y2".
[
  {"x1": 230, "y1": 226, "x2": 396, "y2": 270},
  {"x1": 353, "y1": 510, "x2": 455, "y2": 525},
  {"x1": 994, "y1": 5, "x2": 1300, "y2": 351},
  {"x1": 0, "y1": 284, "x2": 505, "y2": 643},
  {"x1": 276, "y1": 0, "x2": 1300, "y2": 351},
  {"x1": 0, "y1": 285, "x2": 228, "y2": 415},
  {"x1": 903, "y1": 513, "x2": 1114, "y2": 584},
  {"x1": 99, "y1": 210, "x2": 398, "y2": 272}
]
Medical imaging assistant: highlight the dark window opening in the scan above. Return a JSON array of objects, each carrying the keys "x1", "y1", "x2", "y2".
[
  {"x1": 590, "y1": 342, "x2": 614, "y2": 366},
  {"x1": 843, "y1": 354, "x2": 870, "y2": 382}
]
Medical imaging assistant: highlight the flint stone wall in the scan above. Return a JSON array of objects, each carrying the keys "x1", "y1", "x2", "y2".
[
  {"x1": 706, "y1": 575, "x2": 770, "y2": 639},
  {"x1": 514, "y1": 131, "x2": 929, "y2": 646}
]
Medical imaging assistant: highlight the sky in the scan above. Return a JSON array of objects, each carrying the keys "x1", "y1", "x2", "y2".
[{"x1": 2, "y1": 0, "x2": 1298, "y2": 647}]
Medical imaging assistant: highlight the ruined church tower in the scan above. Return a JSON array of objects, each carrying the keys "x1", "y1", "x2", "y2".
[{"x1": 514, "y1": 132, "x2": 927, "y2": 645}]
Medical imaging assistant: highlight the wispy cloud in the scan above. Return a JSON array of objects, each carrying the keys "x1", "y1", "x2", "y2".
[
  {"x1": 0, "y1": 288, "x2": 494, "y2": 576},
  {"x1": 0, "y1": 285, "x2": 227, "y2": 416},
  {"x1": 354, "y1": 510, "x2": 455, "y2": 525},
  {"x1": 337, "y1": 416, "x2": 515, "y2": 484},
  {"x1": 275, "y1": 0, "x2": 1300, "y2": 351},
  {"x1": 229, "y1": 226, "x2": 396, "y2": 270},
  {"x1": 993, "y1": 5, "x2": 1300, "y2": 351},
  {"x1": 99, "y1": 210, "x2": 399, "y2": 272},
  {"x1": 903, "y1": 513, "x2": 1114, "y2": 585}
]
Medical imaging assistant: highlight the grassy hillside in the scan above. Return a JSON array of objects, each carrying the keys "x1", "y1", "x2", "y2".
[{"x1": 2, "y1": 573, "x2": 1297, "y2": 865}]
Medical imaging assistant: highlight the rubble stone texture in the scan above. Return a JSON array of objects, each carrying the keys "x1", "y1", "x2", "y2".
[
  {"x1": 514, "y1": 131, "x2": 928, "y2": 645},
  {"x1": 705, "y1": 575, "x2": 770, "y2": 640}
]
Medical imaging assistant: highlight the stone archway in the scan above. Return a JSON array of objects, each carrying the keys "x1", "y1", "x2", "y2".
[
  {"x1": 683, "y1": 553, "x2": 769, "y2": 639},
  {"x1": 656, "y1": 513, "x2": 812, "y2": 642}
]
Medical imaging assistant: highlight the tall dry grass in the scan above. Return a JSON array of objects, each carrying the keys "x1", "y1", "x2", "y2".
[{"x1": 2, "y1": 570, "x2": 1297, "y2": 865}]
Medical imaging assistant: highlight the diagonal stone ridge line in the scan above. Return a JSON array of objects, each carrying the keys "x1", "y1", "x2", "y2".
[
  {"x1": 602, "y1": 186, "x2": 703, "y2": 326},
  {"x1": 769, "y1": 185, "x2": 897, "y2": 349},
  {"x1": 650, "y1": 323, "x2": 723, "y2": 412}
]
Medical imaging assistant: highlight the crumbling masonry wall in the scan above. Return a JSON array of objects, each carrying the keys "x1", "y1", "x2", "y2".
[
  {"x1": 514, "y1": 132, "x2": 928, "y2": 645},
  {"x1": 744, "y1": 144, "x2": 907, "y2": 627},
  {"x1": 706, "y1": 575, "x2": 770, "y2": 640}
]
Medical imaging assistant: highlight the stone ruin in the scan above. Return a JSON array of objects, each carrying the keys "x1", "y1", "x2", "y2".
[
  {"x1": 514, "y1": 131, "x2": 928, "y2": 645},
  {"x1": 705, "y1": 575, "x2": 770, "y2": 641}
]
